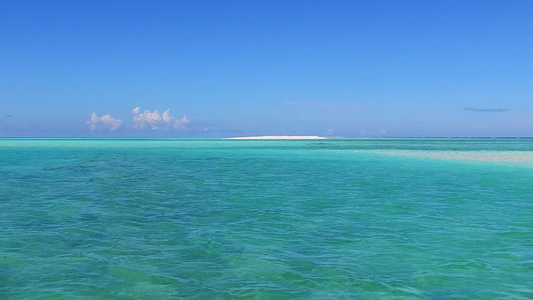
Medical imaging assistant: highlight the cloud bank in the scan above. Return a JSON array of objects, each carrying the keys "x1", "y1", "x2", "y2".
[
  {"x1": 464, "y1": 107, "x2": 508, "y2": 113},
  {"x1": 87, "y1": 113, "x2": 123, "y2": 131},
  {"x1": 87, "y1": 107, "x2": 190, "y2": 132}
]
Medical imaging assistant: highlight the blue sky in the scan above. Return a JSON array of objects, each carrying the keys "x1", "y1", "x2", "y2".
[{"x1": 1, "y1": 0, "x2": 532, "y2": 137}]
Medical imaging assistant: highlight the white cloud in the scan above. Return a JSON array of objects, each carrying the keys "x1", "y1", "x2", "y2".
[
  {"x1": 87, "y1": 113, "x2": 123, "y2": 131},
  {"x1": 162, "y1": 109, "x2": 173, "y2": 123},
  {"x1": 131, "y1": 107, "x2": 189, "y2": 130},
  {"x1": 173, "y1": 116, "x2": 190, "y2": 129},
  {"x1": 132, "y1": 108, "x2": 162, "y2": 129}
]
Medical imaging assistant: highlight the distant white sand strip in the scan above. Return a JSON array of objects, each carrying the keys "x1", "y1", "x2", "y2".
[
  {"x1": 225, "y1": 136, "x2": 327, "y2": 140},
  {"x1": 375, "y1": 150, "x2": 533, "y2": 164}
]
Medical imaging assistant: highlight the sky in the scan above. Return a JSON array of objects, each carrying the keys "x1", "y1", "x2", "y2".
[{"x1": 1, "y1": 0, "x2": 532, "y2": 137}]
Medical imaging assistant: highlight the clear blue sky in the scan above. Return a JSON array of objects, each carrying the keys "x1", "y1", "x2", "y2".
[{"x1": 1, "y1": 0, "x2": 532, "y2": 137}]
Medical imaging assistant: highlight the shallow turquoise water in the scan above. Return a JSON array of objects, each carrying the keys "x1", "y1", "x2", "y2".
[{"x1": 1, "y1": 138, "x2": 532, "y2": 299}]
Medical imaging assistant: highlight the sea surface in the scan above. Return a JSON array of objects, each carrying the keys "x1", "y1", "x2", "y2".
[{"x1": 1, "y1": 138, "x2": 532, "y2": 299}]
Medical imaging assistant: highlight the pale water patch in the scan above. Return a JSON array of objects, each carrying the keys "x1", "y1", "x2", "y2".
[{"x1": 372, "y1": 150, "x2": 533, "y2": 165}]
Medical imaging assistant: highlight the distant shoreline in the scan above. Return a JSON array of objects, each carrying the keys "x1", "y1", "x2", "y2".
[{"x1": 225, "y1": 136, "x2": 327, "y2": 140}]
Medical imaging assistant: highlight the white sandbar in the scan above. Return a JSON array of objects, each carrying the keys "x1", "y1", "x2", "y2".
[{"x1": 225, "y1": 136, "x2": 327, "y2": 140}]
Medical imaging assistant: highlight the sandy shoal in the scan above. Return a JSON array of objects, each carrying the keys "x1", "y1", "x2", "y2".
[{"x1": 225, "y1": 136, "x2": 327, "y2": 140}]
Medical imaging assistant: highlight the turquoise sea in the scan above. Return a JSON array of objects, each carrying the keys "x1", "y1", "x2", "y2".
[{"x1": 1, "y1": 138, "x2": 532, "y2": 299}]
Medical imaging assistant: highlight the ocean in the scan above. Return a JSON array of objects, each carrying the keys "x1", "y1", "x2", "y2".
[{"x1": 1, "y1": 138, "x2": 532, "y2": 299}]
